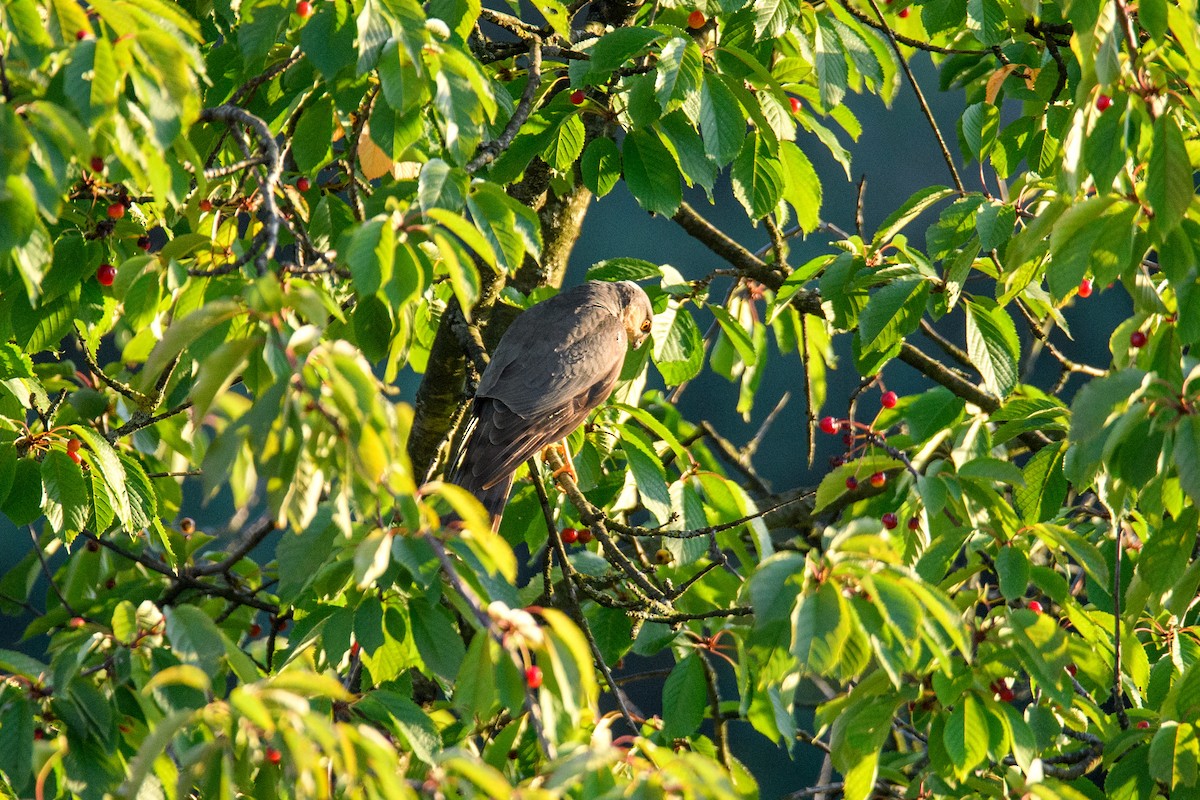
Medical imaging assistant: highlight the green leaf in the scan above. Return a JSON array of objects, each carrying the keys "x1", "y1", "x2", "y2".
[
  {"x1": 136, "y1": 298, "x2": 244, "y2": 395},
  {"x1": 1005, "y1": 609, "x2": 1071, "y2": 707},
  {"x1": 1147, "y1": 113, "x2": 1192, "y2": 241},
  {"x1": 724, "y1": 130, "x2": 782, "y2": 220},
  {"x1": 419, "y1": 159, "x2": 469, "y2": 213},
  {"x1": 586, "y1": 257, "x2": 662, "y2": 282},
  {"x1": 70, "y1": 426, "x2": 130, "y2": 529},
  {"x1": 943, "y1": 693, "x2": 989, "y2": 778},
  {"x1": 621, "y1": 429, "x2": 672, "y2": 524},
  {"x1": 164, "y1": 605, "x2": 227, "y2": 680},
  {"x1": 581, "y1": 137, "x2": 621, "y2": 198},
  {"x1": 699, "y1": 72, "x2": 745, "y2": 167},
  {"x1": 586, "y1": 27, "x2": 662, "y2": 79},
  {"x1": 661, "y1": 653, "x2": 707, "y2": 739},
  {"x1": 1173, "y1": 415, "x2": 1200, "y2": 507},
  {"x1": 960, "y1": 102, "x2": 1000, "y2": 161},
  {"x1": 293, "y1": 95, "x2": 335, "y2": 173},
  {"x1": 975, "y1": 200, "x2": 1016, "y2": 252},
  {"x1": 0, "y1": 342, "x2": 35, "y2": 380},
  {"x1": 543, "y1": 114, "x2": 585, "y2": 172},
  {"x1": 651, "y1": 303, "x2": 704, "y2": 385},
  {"x1": 622, "y1": 129, "x2": 682, "y2": 216},
  {"x1": 966, "y1": 0, "x2": 1007, "y2": 44},
  {"x1": 857, "y1": 278, "x2": 929, "y2": 362},
  {"x1": 655, "y1": 37, "x2": 703, "y2": 112},
  {"x1": 1150, "y1": 721, "x2": 1199, "y2": 789},
  {"x1": 873, "y1": 186, "x2": 955, "y2": 248},
  {"x1": 410, "y1": 597, "x2": 466, "y2": 681},
  {"x1": 996, "y1": 545, "x2": 1030, "y2": 602},
  {"x1": 791, "y1": 580, "x2": 849, "y2": 675},
  {"x1": 347, "y1": 216, "x2": 395, "y2": 297},
  {"x1": 754, "y1": 0, "x2": 800, "y2": 37},
  {"x1": 353, "y1": 294, "x2": 394, "y2": 363},
  {"x1": 41, "y1": 450, "x2": 88, "y2": 538},
  {"x1": 527, "y1": 0, "x2": 571, "y2": 39},
  {"x1": 813, "y1": 16, "x2": 848, "y2": 109},
  {"x1": 709, "y1": 304, "x2": 756, "y2": 365},
  {"x1": 963, "y1": 296, "x2": 1019, "y2": 398},
  {"x1": 467, "y1": 182, "x2": 542, "y2": 272},
  {"x1": 778, "y1": 141, "x2": 822, "y2": 233},
  {"x1": 300, "y1": 0, "x2": 358, "y2": 81},
  {"x1": 426, "y1": 208, "x2": 498, "y2": 273},
  {"x1": 1016, "y1": 441, "x2": 1068, "y2": 523}
]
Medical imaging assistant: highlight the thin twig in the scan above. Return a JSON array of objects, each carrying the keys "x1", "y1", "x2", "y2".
[
  {"x1": 528, "y1": 459, "x2": 641, "y2": 733},
  {"x1": 836, "y1": 0, "x2": 992, "y2": 55},
  {"x1": 29, "y1": 527, "x2": 77, "y2": 618},
  {"x1": 862, "y1": 0, "x2": 965, "y2": 193},
  {"x1": 468, "y1": 42, "x2": 544, "y2": 173},
  {"x1": 193, "y1": 105, "x2": 284, "y2": 274}
]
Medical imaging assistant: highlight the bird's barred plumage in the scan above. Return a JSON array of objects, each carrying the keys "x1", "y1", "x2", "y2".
[{"x1": 451, "y1": 281, "x2": 654, "y2": 530}]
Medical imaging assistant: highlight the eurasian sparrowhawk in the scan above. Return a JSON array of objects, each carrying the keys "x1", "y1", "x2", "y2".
[{"x1": 452, "y1": 280, "x2": 654, "y2": 530}]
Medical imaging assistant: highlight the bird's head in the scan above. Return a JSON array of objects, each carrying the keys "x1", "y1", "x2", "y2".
[{"x1": 614, "y1": 281, "x2": 654, "y2": 350}]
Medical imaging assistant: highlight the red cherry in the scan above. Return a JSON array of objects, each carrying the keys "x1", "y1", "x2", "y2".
[
  {"x1": 789, "y1": 97, "x2": 801, "y2": 114},
  {"x1": 1137, "y1": 720, "x2": 1150, "y2": 729},
  {"x1": 75, "y1": 30, "x2": 89, "y2": 40},
  {"x1": 998, "y1": 685, "x2": 1014, "y2": 702},
  {"x1": 107, "y1": 202, "x2": 125, "y2": 219},
  {"x1": 898, "y1": 6, "x2": 909, "y2": 17},
  {"x1": 841, "y1": 432, "x2": 855, "y2": 447},
  {"x1": 296, "y1": 0, "x2": 313, "y2": 18},
  {"x1": 1028, "y1": 600, "x2": 1043, "y2": 615},
  {"x1": 1066, "y1": 663, "x2": 1077, "y2": 677},
  {"x1": 687, "y1": 9, "x2": 706, "y2": 28},
  {"x1": 819, "y1": 416, "x2": 838, "y2": 435},
  {"x1": 266, "y1": 746, "x2": 283, "y2": 765},
  {"x1": 1096, "y1": 94, "x2": 1112, "y2": 112},
  {"x1": 96, "y1": 264, "x2": 116, "y2": 286},
  {"x1": 296, "y1": 176, "x2": 311, "y2": 192},
  {"x1": 69, "y1": 617, "x2": 86, "y2": 629},
  {"x1": 350, "y1": 641, "x2": 361, "y2": 657},
  {"x1": 34, "y1": 729, "x2": 45, "y2": 740},
  {"x1": 89, "y1": 156, "x2": 104, "y2": 173},
  {"x1": 67, "y1": 438, "x2": 82, "y2": 453},
  {"x1": 577, "y1": 528, "x2": 593, "y2": 544},
  {"x1": 561, "y1": 527, "x2": 578, "y2": 544},
  {"x1": 199, "y1": 199, "x2": 213, "y2": 213},
  {"x1": 1130, "y1": 330, "x2": 1147, "y2": 348},
  {"x1": 907, "y1": 516, "x2": 920, "y2": 531},
  {"x1": 882, "y1": 513, "x2": 898, "y2": 530},
  {"x1": 275, "y1": 618, "x2": 288, "y2": 632},
  {"x1": 249, "y1": 623, "x2": 262, "y2": 637},
  {"x1": 828, "y1": 455, "x2": 844, "y2": 467},
  {"x1": 869, "y1": 472, "x2": 886, "y2": 488},
  {"x1": 1078, "y1": 278, "x2": 1093, "y2": 298},
  {"x1": 881, "y1": 391, "x2": 898, "y2": 409},
  {"x1": 69, "y1": 450, "x2": 82, "y2": 464},
  {"x1": 569, "y1": 89, "x2": 585, "y2": 105},
  {"x1": 136, "y1": 235, "x2": 151, "y2": 251},
  {"x1": 845, "y1": 476, "x2": 858, "y2": 490},
  {"x1": 525, "y1": 665, "x2": 543, "y2": 689}
]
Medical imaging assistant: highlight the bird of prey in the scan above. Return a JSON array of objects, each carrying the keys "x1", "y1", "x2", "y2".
[{"x1": 451, "y1": 280, "x2": 654, "y2": 531}]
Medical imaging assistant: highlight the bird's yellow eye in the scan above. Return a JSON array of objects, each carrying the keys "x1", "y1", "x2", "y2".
[{"x1": 640, "y1": 319, "x2": 652, "y2": 333}]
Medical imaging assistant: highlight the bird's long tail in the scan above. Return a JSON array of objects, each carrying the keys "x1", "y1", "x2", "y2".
[
  {"x1": 473, "y1": 473, "x2": 514, "y2": 532},
  {"x1": 449, "y1": 418, "x2": 513, "y2": 532}
]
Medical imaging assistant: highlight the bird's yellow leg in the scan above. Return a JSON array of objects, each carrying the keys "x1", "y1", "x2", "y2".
[{"x1": 543, "y1": 442, "x2": 577, "y2": 485}]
